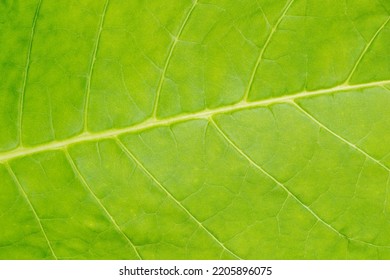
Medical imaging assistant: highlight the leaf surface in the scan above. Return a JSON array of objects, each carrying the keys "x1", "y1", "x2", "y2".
[{"x1": 0, "y1": 0, "x2": 390, "y2": 259}]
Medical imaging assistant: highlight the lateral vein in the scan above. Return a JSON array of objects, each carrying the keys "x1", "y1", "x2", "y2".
[
  {"x1": 243, "y1": 0, "x2": 295, "y2": 100},
  {"x1": 209, "y1": 118, "x2": 347, "y2": 239},
  {"x1": 63, "y1": 150, "x2": 142, "y2": 259},
  {"x1": 83, "y1": 0, "x2": 110, "y2": 131},
  {"x1": 151, "y1": 0, "x2": 198, "y2": 118},
  {"x1": 19, "y1": 0, "x2": 42, "y2": 147},
  {"x1": 115, "y1": 138, "x2": 242, "y2": 259},
  {"x1": 344, "y1": 16, "x2": 390, "y2": 84},
  {"x1": 210, "y1": 118, "x2": 390, "y2": 249},
  {"x1": 5, "y1": 163, "x2": 58, "y2": 260},
  {"x1": 291, "y1": 101, "x2": 390, "y2": 173}
]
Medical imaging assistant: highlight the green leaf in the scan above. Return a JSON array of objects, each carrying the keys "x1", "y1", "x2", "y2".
[{"x1": 0, "y1": 0, "x2": 389, "y2": 259}]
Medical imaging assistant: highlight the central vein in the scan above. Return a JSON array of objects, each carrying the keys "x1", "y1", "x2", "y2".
[{"x1": 1, "y1": 79, "x2": 388, "y2": 163}]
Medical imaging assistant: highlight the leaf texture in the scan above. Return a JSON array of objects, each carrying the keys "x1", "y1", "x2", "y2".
[{"x1": 0, "y1": 0, "x2": 390, "y2": 259}]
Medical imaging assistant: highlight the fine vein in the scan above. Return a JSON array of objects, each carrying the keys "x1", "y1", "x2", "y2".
[
  {"x1": 291, "y1": 101, "x2": 390, "y2": 173},
  {"x1": 0, "y1": 79, "x2": 389, "y2": 163},
  {"x1": 115, "y1": 138, "x2": 242, "y2": 259},
  {"x1": 64, "y1": 149, "x2": 142, "y2": 259},
  {"x1": 83, "y1": 0, "x2": 109, "y2": 132},
  {"x1": 19, "y1": 0, "x2": 42, "y2": 147},
  {"x1": 5, "y1": 163, "x2": 58, "y2": 260},
  {"x1": 151, "y1": 0, "x2": 198, "y2": 118}
]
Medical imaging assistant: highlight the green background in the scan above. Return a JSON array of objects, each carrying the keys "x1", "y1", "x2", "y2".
[{"x1": 0, "y1": 0, "x2": 390, "y2": 259}]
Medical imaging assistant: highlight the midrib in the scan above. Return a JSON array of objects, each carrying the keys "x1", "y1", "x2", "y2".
[{"x1": 1, "y1": 79, "x2": 389, "y2": 162}]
